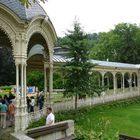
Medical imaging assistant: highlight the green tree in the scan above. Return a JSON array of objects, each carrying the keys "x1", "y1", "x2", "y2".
[
  {"x1": 27, "y1": 70, "x2": 44, "y2": 91},
  {"x1": 91, "y1": 32, "x2": 114, "y2": 61},
  {"x1": 0, "y1": 47, "x2": 16, "y2": 85},
  {"x1": 58, "y1": 21, "x2": 94, "y2": 109},
  {"x1": 91, "y1": 23, "x2": 140, "y2": 64},
  {"x1": 27, "y1": 70, "x2": 64, "y2": 91},
  {"x1": 113, "y1": 23, "x2": 140, "y2": 64},
  {"x1": 53, "y1": 69, "x2": 64, "y2": 89}
]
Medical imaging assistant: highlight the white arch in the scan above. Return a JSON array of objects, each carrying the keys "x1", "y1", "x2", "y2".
[
  {"x1": 26, "y1": 17, "x2": 57, "y2": 54},
  {"x1": 0, "y1": 17, "x2": 16, "y2": 49}
]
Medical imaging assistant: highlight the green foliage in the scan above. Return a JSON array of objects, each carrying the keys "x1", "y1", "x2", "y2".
[
  {"x1": 29, "y1": 97, "x2": 140, "y2": 139},
  {"x1": 91, "y1": 23, "x2": 140, "y2": 64},
  {"x1": 53, "y1": 69, "x2": 64, "y2": 89},
  {"x1": 75, "y1": 119, "x2": 119, "y2": 140},
  {"x1": 0, "y1": 86, "x2": 13, "y2": 90},
  {"x1": 28, "y1": 117, "x2": 45, "y2": 129},
  {"x1": 57, "y1": 21, "x2": 94, "y2": 109},
  {"x1": 27, "y1": 70, "x2": 44, "y2": 91},
  {"x1": 0, "y1": 47, "x2": 16, "y2": 86},
  {"x1": 27, "y1": 70, "x2": 64, "y2": 91}
]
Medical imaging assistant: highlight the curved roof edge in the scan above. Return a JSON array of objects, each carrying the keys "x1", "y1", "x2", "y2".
[{"x1": 53, "y1": 55, "x2": 140, "y2": 69}]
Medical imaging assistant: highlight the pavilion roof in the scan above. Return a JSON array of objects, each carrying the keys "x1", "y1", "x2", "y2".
[
  {"x1": 0, "y1": 0, "x2": 46, "y2": 21},
  {"x1": 53, "y1": 55, "x2": 139, "y2": 70}
]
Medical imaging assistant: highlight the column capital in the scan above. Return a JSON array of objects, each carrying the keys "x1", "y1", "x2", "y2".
[
  {"x1": 122, "y1": 72, "x2": 125, "y2": 76},
  {"x1": 44, "y1": 61, "x2": 49, "y2": 68},
  {"x1": 14, "y1": 56, "x2": 27, "y2": 65},
  {"x1": 15, "y1": 35, "x2": 20, "y2": 42},
  {"x1": 113, "y1": 72, "x2": 117, "y2": 77},
  {"x1": 100, "y1": 71, "x2": 105, "y2": 76},
  {"x1": 49, "y1": 62, "x2": 53, "y2": 69}
]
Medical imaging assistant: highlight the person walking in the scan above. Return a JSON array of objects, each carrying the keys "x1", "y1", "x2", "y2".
[
  {"x1": 8, "y1": 100, "x2": 15, "y2": 127},
  {"x1": 26, "y1": 96, "x2": 31, "y2": 113},
  {"x1": 30, "y1": 96, "x2": 35, "y2": 112},
  {"x1": 0, "y1": 99, "x2": 8, "y2": 128},
  {"x1": 38, "y1": 92, "x2": 44, "y2": 110},
  {"x1": 46, "y1": 107, "x2": 55, "y2": 126}
]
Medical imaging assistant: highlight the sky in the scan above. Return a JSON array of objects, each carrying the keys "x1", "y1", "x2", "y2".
[{"x1": 41, "y1": 0, "x2": 140, "y2": 37}]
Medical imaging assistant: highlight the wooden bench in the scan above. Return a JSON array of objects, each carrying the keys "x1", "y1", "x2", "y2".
[
  {"x1": 27, "y1": 122, "x2": 76, "y2": 140},
  {"x1": 119, "y1": 134, "x2": 140, "y2": 140}
]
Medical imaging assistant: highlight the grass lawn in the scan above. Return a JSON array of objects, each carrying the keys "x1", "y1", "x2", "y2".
[
  {"x1": 29, "y1": 98, "x2": 140, "y2": 139},
  {"x1": 76, "y1": 104, "x2": 140, "y2": 138},
  {"x1": 55, "y1": 99, "x2": 140, "y2": 139}
]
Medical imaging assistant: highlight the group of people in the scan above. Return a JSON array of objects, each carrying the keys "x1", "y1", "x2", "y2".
[
  {"x1": 26, "y1": 91, "x2": 55, "y2": 126},
  {"x1": 0, "y1": 91, "x2": 55, "y2": 129},
  {"x1": 26, "y1": 91, "x2": 44, "y2": 113},
  {"x1": 0, "y1": 92, "x2": 15, "y2": 128}
]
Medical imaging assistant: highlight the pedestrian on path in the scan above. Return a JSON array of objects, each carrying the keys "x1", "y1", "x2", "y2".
[
  {"x1": 8, "y1": 100, "x2": 15, "y2": 127},
  {"x1": 0, "y1": 99, "x2": 8, "y2": 128},
  {"x1": 38, "y1": 92, "x2": 44, "y2": 110},
  {"x1": 46, "y1": 107, "x2": 55, "y2": 126},
  {"x1": 30, "y1": 96, "x2": 35, "y2": 112}
]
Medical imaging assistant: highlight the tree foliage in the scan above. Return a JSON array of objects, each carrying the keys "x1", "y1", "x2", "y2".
[
  {"x1": 53, "y1": 69, "x2": 64, "y2": 89},
  {"x1": 27, "y1": 70, "x2": 64, "y2": 91},
  {"x1": 57, "y1": 21, "x2": 94, "y2": 109},
  {"x1": 27, "y1": 70, "x2": 44, "y2": 91},
  {"x1": 91, "y1": 23, "x2": 140, "y2": 64},
  {"x1": 0, "y1": 47, "x2": 16, "y2": 86}
]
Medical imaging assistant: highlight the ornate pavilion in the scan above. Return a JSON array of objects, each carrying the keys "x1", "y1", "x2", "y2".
[
  {"x1": 0, "y1": 0, "x2": 140, "y2": 132},
  {"x1": 0, "y1": 0, "x2": 57, "y2": 132}
]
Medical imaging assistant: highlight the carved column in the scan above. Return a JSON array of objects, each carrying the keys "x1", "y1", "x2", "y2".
[
  {"x1": 98, "y1": 75, "x2": 101, "y2": 87},
  {"x1": 14, "y1": 34, "x2": 28, "y2": 132},
  {"x1": 133, "y1": 73, "x2": 136, "y2": 90},
  {"x1": 44, "y1": 61, "x2": 49, "y2": 105},
  {"x1": 47, "y1": 47, "x2": 54, "y2": 105},
  {"x1": 48, "y1": 62, "x2": 53, "y2": 105},
  {"x1": 137, "y1": 71, "x2": 139, "y2": 94},
  {"x1": 101, "y1": 72, "x2": 105, "y2": 87},
  {"x1": 122, "y1": 73, "x2": 125, "y2": 93},
  {"x1": 20, "y1": 62, "x2": 28, "y2": 131},
  {"x1": 107, "y1": 76, "x2": 109, "y2": 91},
  {"x1": 113, "y1": 72, "x2": 116, "y2": 94},
  {"x1": 14, "y1": 63, "x2": 20, "y2": 132},
  {"x1": 130, "y1": 73, "x2": 132, "y2": 92},
  {"x1": 44, "y1": 61, "x2": 48, "y2": 95}
]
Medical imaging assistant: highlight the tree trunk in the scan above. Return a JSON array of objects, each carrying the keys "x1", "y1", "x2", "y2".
[{"x1": 75, "y1": 92, "x2": 78, "y2": 110}]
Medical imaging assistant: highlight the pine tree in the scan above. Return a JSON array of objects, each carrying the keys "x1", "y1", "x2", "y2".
[{"x1": 60, "y1": 21, "x2": 94, "y2": 109}]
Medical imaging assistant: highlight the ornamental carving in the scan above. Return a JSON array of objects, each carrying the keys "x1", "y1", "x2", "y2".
[
  {"x1": 27, "y1": 24, "x2": 52, "y2": 53},
  {"x1": 0, "y1": 17, "x2": 16, "y2": 48}
]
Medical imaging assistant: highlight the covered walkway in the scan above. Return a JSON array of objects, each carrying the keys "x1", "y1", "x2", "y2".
[{"x1": 53, "y1": 50, "x2": 140, "y2": 96}]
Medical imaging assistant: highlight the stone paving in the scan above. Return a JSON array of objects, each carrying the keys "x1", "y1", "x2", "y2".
[{"x1": 0, "y1": 120, "x2": 14, "y2": 140}]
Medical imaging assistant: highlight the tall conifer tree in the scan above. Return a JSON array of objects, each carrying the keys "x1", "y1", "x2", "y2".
[{"x1": 60, "y1": 21, "x2": 94, "y2": 109}]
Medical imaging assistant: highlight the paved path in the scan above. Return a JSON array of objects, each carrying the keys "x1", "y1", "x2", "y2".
[{"x1": 0, "y1": 120, "x2": 14, "y2": 140}]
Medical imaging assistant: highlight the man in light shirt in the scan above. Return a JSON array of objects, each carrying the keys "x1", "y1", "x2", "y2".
[{"x1": 46, "y1": 107, "x2": 55, "y2": 125}]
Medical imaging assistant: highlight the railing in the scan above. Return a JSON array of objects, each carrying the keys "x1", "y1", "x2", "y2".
[{"x1": 27, "y1": 88, "x2": 140, "y2": 124}]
